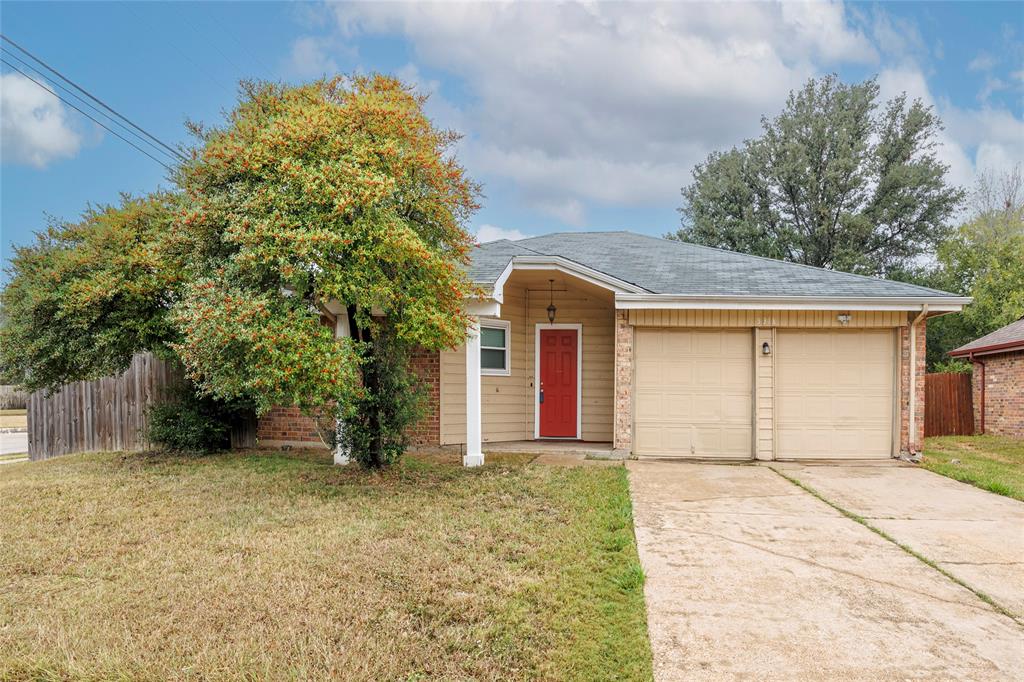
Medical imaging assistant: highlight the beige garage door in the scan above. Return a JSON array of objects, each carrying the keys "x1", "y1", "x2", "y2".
[
  {"x1": 634, "y1": 329, "x2": 752, "y2": 459},
  {"x1": 776, "y1": 329, "x2": 895, "y2": 459}
]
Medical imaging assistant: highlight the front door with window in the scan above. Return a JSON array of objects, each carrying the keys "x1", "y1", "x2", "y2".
[{"x1": 539, "y1": 328, "x2": 578, "y2": 438}]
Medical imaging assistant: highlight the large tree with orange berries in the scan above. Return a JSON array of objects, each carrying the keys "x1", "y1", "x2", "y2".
[{"x1": 1, "y1": 76, "x2": 480, "y2": 466}]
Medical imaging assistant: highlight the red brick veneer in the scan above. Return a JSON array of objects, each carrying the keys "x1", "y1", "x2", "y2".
[
  {"x1": 255, "y1": 347, "x2": 442, "y2": 448},
  {"x1": 972, "y1": 350, "x2": 1024, "y2": 437}
]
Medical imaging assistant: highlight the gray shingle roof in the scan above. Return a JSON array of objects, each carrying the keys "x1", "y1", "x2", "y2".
[
  {"x1": 950, "y1": 317, "x2": 1024, "y2": 356},
  {"x1": 471, "y1": 231, "x2": 960, "y2": 299}
]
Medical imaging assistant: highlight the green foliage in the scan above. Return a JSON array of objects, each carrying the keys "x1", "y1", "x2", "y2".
[
  {"x1": 1, "y1": 75, "x2": 479, "y2": 468},
  {"x1": 0, "y1": 194, "x2": 183, "y2": 391},
  {"x1": 147, "y1": 384, "x2": 248, "y2": 454},
  {"x1": 672, "y1": 75, "x2": 965, "y2": 277},
  {"x1": 932, "y1": 359, "x2": 972, "y2": 374},
  {"x1": 897, "y1": 173, "x2": 1024, "y2": 367},
  {"x1": 337, "y1": 325, "x2": 425, "y2": 468},
  {"x1": 172, "y1": 77, "x2": 480, "y2": 451}
]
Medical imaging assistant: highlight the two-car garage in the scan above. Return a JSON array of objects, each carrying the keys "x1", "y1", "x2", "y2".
[{"x1": 633, "y1": 326, "x2": 897, "y2": 461}]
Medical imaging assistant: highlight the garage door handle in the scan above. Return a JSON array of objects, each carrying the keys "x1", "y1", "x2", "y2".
[{"x1": 538, "y1": 389, "x2": 544, "y2": 404}]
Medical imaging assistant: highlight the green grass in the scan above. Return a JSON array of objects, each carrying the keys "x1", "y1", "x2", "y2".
[
  {"x1": 0, "y1": 449, "x2": 652, "y2": 681},
  {"x1": 0, "y1": 453, "x2": 28, "y2": 463},
  {"x1": 922, "y1": 435, "x2": 1024, "y2": 501}
]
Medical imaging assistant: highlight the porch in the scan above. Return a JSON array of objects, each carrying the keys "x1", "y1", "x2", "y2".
[
  {"x1": 448, "y1": 266, "x2": 629, "y2": 466},
  {"x1": 484, "y1": 439, "x2": 616, "y2": 458}
]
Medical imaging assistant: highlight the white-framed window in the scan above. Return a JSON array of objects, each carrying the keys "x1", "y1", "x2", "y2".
[{"x1": 480, "y1": 319, "x2": 511, "y2": 376}]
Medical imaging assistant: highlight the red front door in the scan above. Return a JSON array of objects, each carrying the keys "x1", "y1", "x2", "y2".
[{"x1": 539, "y1": 329, "x2": 578, "y2": 438}]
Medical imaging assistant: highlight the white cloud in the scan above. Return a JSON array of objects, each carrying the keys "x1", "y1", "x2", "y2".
[
  {"x1": 0, "y1": 72, "x2": 84, "y2": 168},
  {"x1": 476, "y1": 224, "x2": 530, "y2": 243},
  {"x1": 316, "y1": 1, "x2": 1021, "y2": 224},
  {"x1": 287, "y1": 36, "x2": 341, "y2": 77},
  {"x1": 968, "y1": 52, "x2": 997, "y2": 72},
  {"x1": 329, "y1": 1, "x2": 876, "y2": 224},
  {"x1": 871, "y1": 9, "x2": 926, "y2": 59}
]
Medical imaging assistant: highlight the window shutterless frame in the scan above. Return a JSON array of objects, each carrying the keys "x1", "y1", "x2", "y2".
[{"x1": 480, "y1": 319, "x2": 511, "y2": 376}]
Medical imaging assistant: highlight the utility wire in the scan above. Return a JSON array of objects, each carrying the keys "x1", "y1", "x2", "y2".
[
  {"x1": 0, "y1": 46, "x2": 179, "y2": 163},
  {"x1": 1, "y1": 58, "x2": 172, "y2": 171},
  {"x1": 0, "y1": 33, "x2": 187, "y2": 162}
]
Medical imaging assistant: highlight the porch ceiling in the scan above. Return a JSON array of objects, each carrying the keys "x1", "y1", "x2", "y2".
[{"x1": 502, "y1": 269, "x2": 616, "y2": 305}]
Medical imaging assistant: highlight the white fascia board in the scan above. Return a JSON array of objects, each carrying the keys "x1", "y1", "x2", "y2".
[
  {"x1": 614, "y1": 294, "x2": 972, "y2": 312},
  {"x1": 507, "y1": 256, "x2": 646, "y2": 294},
  {"x1": 465, "y1": 299, "x2": 501, "y2": 317},
  {"x1": 487, "y1": 259, "x2": 516, "y2": 304}
]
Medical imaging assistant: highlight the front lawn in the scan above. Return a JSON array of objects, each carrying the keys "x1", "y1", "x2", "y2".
[
  {"x1": 0, "y1": 450, "x2": 652, "y2": 681},
  {"x1": 922, "y1": 435, "x2": 1024, "y2": 501}
]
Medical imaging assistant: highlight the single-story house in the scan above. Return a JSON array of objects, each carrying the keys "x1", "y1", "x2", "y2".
[
  {"x1": 948, "y1": 316, "x2": 1024, "y2": 438},
  {"x1": 258, "y1": 231, "x2": 971, "y2": 465}
]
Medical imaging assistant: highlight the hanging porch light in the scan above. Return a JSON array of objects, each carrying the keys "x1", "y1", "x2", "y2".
[{"x1": 547, "y1": 279, "x2": 557, "y2": 324}]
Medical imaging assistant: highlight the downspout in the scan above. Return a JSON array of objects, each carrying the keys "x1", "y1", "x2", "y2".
[
  {"x1": 908, "y1": 305, "x2": 928, "y2": 454},
  {"x1": 971, "y1": 352, "x2": 986, "y2": 435}
]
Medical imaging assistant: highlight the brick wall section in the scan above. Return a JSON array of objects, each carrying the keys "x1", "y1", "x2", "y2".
[
  {"x1": 613, "y1": 310, "x2": 633, "y2": 453},
  {"x1": 257, "y1": 406, "x2": 324, "y2": 445},
  {"x1": 899, "y1": 317, "x2": 927, "y2": 453},
  {"x1": 972, "y1": 350, "x2": 1024, "y2": 437},
  {"x1": 255, "y1": 347, "x2": 442, "y2": 448},
  {"x1": 406, "y1": 346, "x2": 441, "y2": 446}
]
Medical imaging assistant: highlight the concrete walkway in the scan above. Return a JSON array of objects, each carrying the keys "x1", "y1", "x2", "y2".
[{"x1": 628, "y1": 461, "x2": 1024, "y2": 681}]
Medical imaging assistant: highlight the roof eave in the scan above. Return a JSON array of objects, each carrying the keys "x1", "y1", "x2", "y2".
[
  {"x1": 614, "y1": 294, "x2": 972, "y2": 312},
  {"x1": 949, "y1": 341, "x2": 1024, "y2": 358},
  {"x1": 472, "y1": 254, "x2": 647, "y2": 302}
]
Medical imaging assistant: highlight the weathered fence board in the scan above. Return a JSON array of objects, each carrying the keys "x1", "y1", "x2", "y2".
[
  {"x1": 28, "y1": 353, "x2": 184, "y2": 460},
  {"x1": 0, "y1": 385, "x2": 28, "y2": 410},
  {"x1": 925, "y1": 372, "x2": 974, "y2": 438}
]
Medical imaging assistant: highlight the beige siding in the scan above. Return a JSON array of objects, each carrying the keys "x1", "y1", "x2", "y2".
[
  {"x1": 440, "y1": 276, "x2": 615, "y2": 444},
  {"x1": 754, "y1": 328, "x2": 775, "y2": 460},
  {"x1": 628, "y1": 309, "x2": 905, "y2": 328}
]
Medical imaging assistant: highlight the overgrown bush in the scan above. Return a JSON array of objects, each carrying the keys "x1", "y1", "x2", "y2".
[
  {"x1": 933, "y1": 359, "x2": 973, "y2": 374},
  {"x1": 337, "y1": 327, "x2": 425, "y2": 468},
  {"x1": 147, "y1": 384, "x2": 249, "y2": 454}
]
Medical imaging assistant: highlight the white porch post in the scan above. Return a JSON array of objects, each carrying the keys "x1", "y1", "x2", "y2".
[
  {"x1": 333, "y1": 312, "x2": 352, "y2": 465},
  {"x1": 464, "y1": 316, "x2": 484, "y2": 467}
]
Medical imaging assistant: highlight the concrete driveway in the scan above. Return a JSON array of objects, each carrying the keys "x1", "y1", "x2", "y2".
[{"x1": 629, "y1": 461, "x2": 1024, "y2": 681}]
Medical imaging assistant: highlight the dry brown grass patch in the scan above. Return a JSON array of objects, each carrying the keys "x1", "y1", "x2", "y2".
[{"x1": 0, "y1": 449, "x2": 651, "y2": 680}]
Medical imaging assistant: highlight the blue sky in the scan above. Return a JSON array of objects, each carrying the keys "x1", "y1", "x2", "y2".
[{"x1": 2, "y1": 1, "x2": 1022, "y2": 279}]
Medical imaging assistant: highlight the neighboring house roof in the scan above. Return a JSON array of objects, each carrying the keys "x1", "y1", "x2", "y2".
[
  {"x1": 471, "y1": 231, "x2": 963, "y2": 301},
  {"x1": 949, "y1": 317, "x2": 1024, "y2": 357}
]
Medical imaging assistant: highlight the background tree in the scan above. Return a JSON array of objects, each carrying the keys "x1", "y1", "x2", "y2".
[
  {"x1": 671, "y1": 75, "x2": 965, "y2": 277},
  {"x1": 0, "y1": 193, "x2": 183, "y2": 391},
  {"x1": 173, "y1": 76, "x2": 480, "y2": 466},
  {"x1": 901, "y1": 166, "x2": 1024, "y2": 368}
]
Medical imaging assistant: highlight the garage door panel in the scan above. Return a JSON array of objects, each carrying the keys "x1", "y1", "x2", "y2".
[
  {"x1": 634, "y1": 329, "x2": 752, "y2": 459},
  {"x1": 666, "y1": 362, "x2": 695, "y2": 386},
  {"x1": 636, "y1": 361, "x2": 664, "y2": 385},
  {"x1": 777, "y1": 329, "x2": 894, "y2": 460}
]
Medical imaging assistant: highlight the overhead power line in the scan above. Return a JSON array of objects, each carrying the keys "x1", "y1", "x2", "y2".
[
  {"x1": 0, "y1": 58, "x2": 172, "y2": 171},
  {"x1": 0, "y1": 33, "x2": 187, "y2": 162},
  {"x1": 0, "y1": 47, "x2": 179, "y2": 164}
]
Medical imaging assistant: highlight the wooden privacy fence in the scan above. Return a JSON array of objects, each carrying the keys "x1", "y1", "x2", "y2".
[
  {"x1": 924, "y1": 372, "x2": 974, "y2": 438},
  {"x1": 28, "y1": 353, "x2": 183, "y2": 460},
  {"x1": 0, "y1": 385, "x2": 28, "y2": 410}
]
